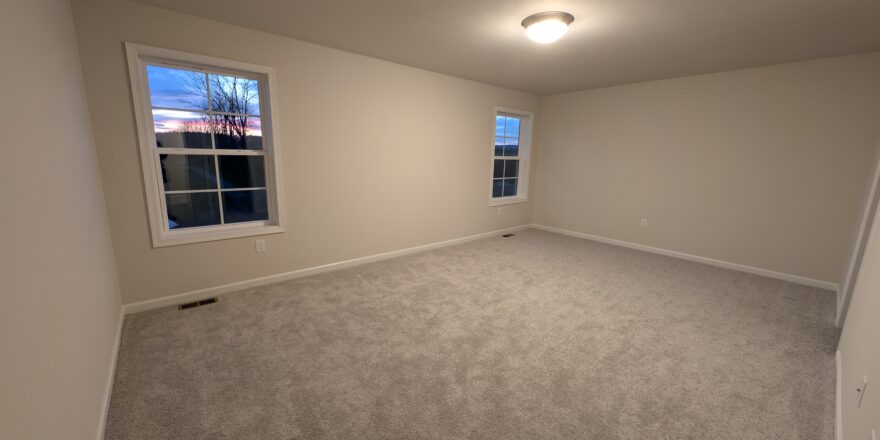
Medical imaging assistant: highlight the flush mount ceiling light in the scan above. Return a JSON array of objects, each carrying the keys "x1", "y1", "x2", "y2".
[{"x1": 522, "y1": 11, "x2": 575, "y2": 44}]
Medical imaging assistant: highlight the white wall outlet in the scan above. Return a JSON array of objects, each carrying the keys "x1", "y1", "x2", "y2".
[
  {"x1": 857, "y1": 375, "x2": 868, "y2": 407},
  {"x1": 497, "y1": 207, "x2": 503, "y2": 215},
  {"x1": 255, "y1": 239, "x2": 266, "y2": 253},
  {"x1": 870, "y1": 429, "x2": 876, "y2": 440},
  {"x1": 640, "y1": 218, "x2": 648, "y2": 228}
]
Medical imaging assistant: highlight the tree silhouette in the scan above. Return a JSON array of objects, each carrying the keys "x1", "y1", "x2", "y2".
[{"x1": 180, "y1": 74, "x2": 260, "y2": 149}]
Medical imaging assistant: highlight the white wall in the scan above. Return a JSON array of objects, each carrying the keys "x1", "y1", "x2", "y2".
[
  {"x1": 837, "y1": 197, "x2": 880, "y2": 439},
  {"x1": 533, "y1": 53, "x2": 880, "y2": 287},
  {"x1": 0, "y1": 0, "x2": 122, "y2": 439},
  {"x1": 71, "y1": 0, "x2": 538, "y2": 306}
]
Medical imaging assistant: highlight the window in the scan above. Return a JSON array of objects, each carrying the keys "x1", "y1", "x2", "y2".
[
  {"x1": 126, "y1": 43, "x2": 284, "y2": 247},
  {"x1": 491, "y1": 107, "x2": 532, "y2": 206}
]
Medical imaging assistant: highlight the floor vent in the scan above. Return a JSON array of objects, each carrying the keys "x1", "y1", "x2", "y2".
[
  {"x1": 178, "y1": 297, "x2": 218, "y2": 310},
  {"x1": 502, "y1": 233, "x2": 516, "y2": 237}
]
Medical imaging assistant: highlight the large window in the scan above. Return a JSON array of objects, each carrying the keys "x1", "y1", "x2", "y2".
[
  {"x1": 491, "y1": 108, "x2": 532, "y2": 206},
  {"x1": 126, "y1": 43, "x2": 284, "y2": 247}
]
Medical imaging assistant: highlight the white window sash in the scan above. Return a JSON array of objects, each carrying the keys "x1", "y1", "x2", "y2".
[
  {"x1": 489, "y1": 106, "x2": 532, "y2": 206},
  {"x1": 126, "y1": 42, "x2": 286, "y2": 247}
]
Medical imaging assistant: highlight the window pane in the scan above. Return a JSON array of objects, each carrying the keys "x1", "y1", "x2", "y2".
[
  {"x1": 503, "y1": 178, "x2": 518, "y2": 197},
  {"x1": 213, "y1": 115, "x2": 263, "y2": 150},
  {"x1": 146, "y1": 65, "x2": 207, "y2": 111},
  {"x1": 208, "y1": 73, "x2": 260, "y2": 115},
  {"x1": 493, "y1": 159, "x2": 504, "y2": 178},
  {"x1": 492, "y1": 179, "x2": 503, "y2": 198},
  {"x1": 218, "y1": 156, "x2": 266, "y2": 189},
  {"x1": 504, "y1": 117, "x2": 520, "y2": 138},
  {"x1": 504, "y1": 160, "x2": 519, "y2": 178},
  {"x1": 160, "y1": 155, "x2": 217, "y2": 191},
  {"x1": 222, "y1": 190, "x2": 269, "y2": 223},
  {"x1": 166, "y1": 192, "x2": 221, "y2": 229},
  {"x1": 503, "y1": 144, "x2": 519, "y2": 157},
  {"x1": 153, "y1": 109, "x2": 212, "y2": 148},
  {"x1": 495, "y1": 116, "x2": 505, "y2": 137},
  {"x1": 494, "y1": 137, "x2": 505, "y2": 156}
]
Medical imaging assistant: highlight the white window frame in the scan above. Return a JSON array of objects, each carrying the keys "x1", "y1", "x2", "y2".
[
  {"x1": 125, "y1": 43, "x2": 285, "y2": 247},
  {"x1": 489, "y1": 106, "x2": 532, "y2": 207}
]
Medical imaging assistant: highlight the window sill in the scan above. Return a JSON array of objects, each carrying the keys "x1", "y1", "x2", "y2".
[
  {"x1": 152, "y1": 223, "x2": 284, "y2": 248},
  {"x1": 489, "y1": 196, "x2": 528, "y2": 207}
]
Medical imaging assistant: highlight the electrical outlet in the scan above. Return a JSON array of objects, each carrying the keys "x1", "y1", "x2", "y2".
[
  {"x1": 497, "y1": 207, "x2": 503, "y2": 215},
  {"x1": 857, "y1": 375, "x2": 868, "y2": 407},
  {"x1": 870, "y1": 429, "x2": 876, "y2": 440},
  {"x1": 255, "y1": 239, "x2": 266, "y2": 253},
  {"x1": 640, "y1": 218, "x2": 648, "y2": 228}
]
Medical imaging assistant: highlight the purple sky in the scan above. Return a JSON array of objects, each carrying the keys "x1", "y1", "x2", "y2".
[{"x1": 147, "y1": 65, "x2": 262, "y2": 136}]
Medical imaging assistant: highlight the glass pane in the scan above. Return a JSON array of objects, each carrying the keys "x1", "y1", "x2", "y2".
[
  {"x1": 160, "y1": 155, "x2": 217, "y2": 191},
  {"x1": 495, "y1": 116, "x2": 505, "y2": 137},
  {"x1": 222, "y1": 190, "x2": 269, "y2": 223},
  {"x1": 153, "y1": 109, "x2": 212, "y2": 148},
  {"x1": 166, "y1": 192, "x2": 220, "y2": 229},
  {"x1": 218, "y1": 156, "x2": 266, "y2": 189},
  {"x1": 213, "y1": 115, "x2": 263, "y2": 150},
  {"x1": 494, "y1": 137, "x2": 505, "y2": 156},
  {"x1": 503, "y1": 178, "x2": 518, "y2": 197},
  {"x1": 493, "y1": 159, "x2": 504, "y2": 178},
  {"x1": 504, "y1": 160, "x2": 519, "y2": 178},
  {"x1": 504, "y1": 117, "x2": 520, "y2": 138},
  {"x1": 146, "y1": 65, "x2": 207, "y2": 110},
  {"x1": 503, "y1": 144, "x2": 519, "y2": 157},
  {"x1": 492, "y1": 179, "x2": 503, "y2": 198},
  {"x1": 208, "y1": 73, "x2": 260, "y2": 115}
]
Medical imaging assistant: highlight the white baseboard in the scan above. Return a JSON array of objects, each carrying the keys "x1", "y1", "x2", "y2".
[
  {"x1": 122, "y1": 224, "x2": 530, "y2": 314},
  {"x1": 531, "y1": 223, "x2": 839, "y2": 292},
  {"x1": 97, "y1": 307, "x2": 124, "y2": 440},
  {"x1": 836, "y1": 350, "x2": 843, "y2": 440}
]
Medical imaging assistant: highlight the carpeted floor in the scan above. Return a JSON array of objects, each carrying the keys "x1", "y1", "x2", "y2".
[{"x1": 105, "y1": 229, "x2": 839, "y2": 440}]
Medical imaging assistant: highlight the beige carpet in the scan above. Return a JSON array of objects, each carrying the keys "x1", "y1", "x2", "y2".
[{"x1": 105, "y1": 229, "x2": 838, "y2": 439}]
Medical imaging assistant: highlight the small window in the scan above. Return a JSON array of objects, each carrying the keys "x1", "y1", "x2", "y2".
[
  {"x1": 490, "y1": 108, "x2": 532, "y2": 206},
  {"x1": 126, "y1": 43, "x2": 284, "y2": 247}
]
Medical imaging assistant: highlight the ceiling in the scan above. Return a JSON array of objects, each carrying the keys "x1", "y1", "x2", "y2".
[{"x1": 133, "y1": 0, "x2": 880, "y2": 95}]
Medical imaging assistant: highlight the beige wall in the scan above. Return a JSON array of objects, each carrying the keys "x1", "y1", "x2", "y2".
[
  {"x1": 837, "y1": 145, "x2": 880, "y2": 324},
  {"x1": 0, "y1": 0, "x2": 122, "y2": 439},
  {"x1": 533, "y1": 53, "x2": 880, "y2": 286},
  {"x1": 71, "y1": 0, "x2": 538, "y2": 305},
  {"x1": 838, "y1": 197, "x2": 880, "y2": 439}
]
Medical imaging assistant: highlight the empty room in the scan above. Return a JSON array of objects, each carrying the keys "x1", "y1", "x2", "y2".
[{"x1": 4, "y1": 0, "x2": 880, "y2": 439}]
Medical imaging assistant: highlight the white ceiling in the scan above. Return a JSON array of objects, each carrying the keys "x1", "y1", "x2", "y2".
[{"x1": 133, "y1": 0, "x2": 880, "y2": 95}]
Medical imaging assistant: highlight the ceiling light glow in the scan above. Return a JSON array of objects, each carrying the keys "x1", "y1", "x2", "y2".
[{"x1": 521, "y1": 11, "x2": 574, "y2": 44}]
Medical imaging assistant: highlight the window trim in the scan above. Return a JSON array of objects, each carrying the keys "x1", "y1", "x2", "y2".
[
  {"x1": 489, "y1": 106, "x2": 533, "y2": 207},
  {"x1": 125, "y1": 42, "x2": 285, "y2": 247}
]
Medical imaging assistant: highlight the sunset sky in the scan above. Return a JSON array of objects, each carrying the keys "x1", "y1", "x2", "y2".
[{"x1": 147, "y1": 65, "x2": 262, "y2": 136}]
